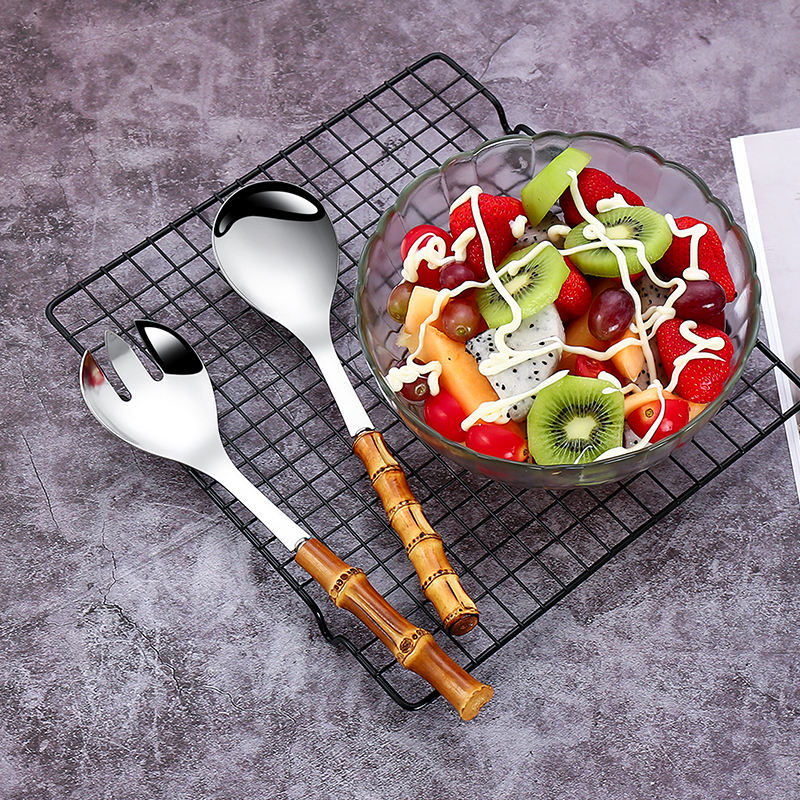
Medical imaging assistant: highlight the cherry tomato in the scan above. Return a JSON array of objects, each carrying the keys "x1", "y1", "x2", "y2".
[
  {"x1": 387, "y1": 281, "x2": 414, "y2": 323},
  {"x1": 423, "y1": 389, "x2": 467, "y2": 442},
  {"x1": 627, "y1": 397, "x2": 690, "y2": 443},
  {"x1": 465, "y1": 423, "x2": 529, "y2": 461},
  {"x1": 401, "y1": 224, "x2": 453, "y2": 289},
  {"x1": 574, "y1": 355, "x2": 618, "y2": 381},
  {"x1": 399, "y1": 376, "x2": 429, "y2": 403}
]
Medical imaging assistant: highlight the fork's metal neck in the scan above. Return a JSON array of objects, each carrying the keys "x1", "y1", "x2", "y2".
[{"x1": 204, "y1": 451, "x2": 310, "y2": 553}]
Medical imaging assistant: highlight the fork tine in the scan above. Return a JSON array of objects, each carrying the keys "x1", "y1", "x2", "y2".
[
  {"x1": 105, "y1": 331, "x2": 154, "y2": 393},
  {"x1": 80, "y1": 350, "x2": 128, "y2": 424}
]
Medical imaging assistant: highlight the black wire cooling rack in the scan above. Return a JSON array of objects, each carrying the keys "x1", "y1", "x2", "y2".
[{"x1": 46, "y1": 52, "x2": 800, "y2": 711}]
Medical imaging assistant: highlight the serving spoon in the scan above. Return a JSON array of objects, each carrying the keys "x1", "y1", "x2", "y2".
[{"x1": 212, "y1": 181, "x2": 478, "y2": 635}]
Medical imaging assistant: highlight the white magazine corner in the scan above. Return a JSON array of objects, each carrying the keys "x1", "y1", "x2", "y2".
[{"x1": 732, "y1": 127, "x2": 800, "y2": 503}]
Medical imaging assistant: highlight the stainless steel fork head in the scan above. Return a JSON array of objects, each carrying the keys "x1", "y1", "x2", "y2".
[
  {"x1": 80, "y1": 319, "x2": 310, "y2": 552},
  {"x1": 80, "y1": 320, "x2": 227, "y2": 474}
]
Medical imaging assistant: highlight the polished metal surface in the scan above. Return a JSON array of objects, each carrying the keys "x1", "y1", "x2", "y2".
[
  {"x1": 80, "y1": 320, "x2": 310, "y2": 552},
  {"x1": 212, "y1": 181, "x2": 373, "y2": 437}
]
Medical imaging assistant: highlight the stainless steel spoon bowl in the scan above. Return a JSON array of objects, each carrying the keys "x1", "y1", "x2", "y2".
[
  {"x1": 212, "y1": 181, "x2": 371, "y2": 435},
  {"x1": 211, "y1": 181, "x2": 479, "y2": 635}
]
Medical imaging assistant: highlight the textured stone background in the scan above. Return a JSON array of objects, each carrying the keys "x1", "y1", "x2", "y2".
[{"x1": 3, "y1": 1, "x2": 800, "y2": 798}]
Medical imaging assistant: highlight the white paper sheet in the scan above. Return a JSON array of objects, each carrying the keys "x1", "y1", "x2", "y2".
[{"x1": 731, "y1": 127, "x2": 800, "y2": 503}]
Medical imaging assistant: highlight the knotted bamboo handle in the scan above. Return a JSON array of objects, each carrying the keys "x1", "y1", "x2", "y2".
[
  {"x1": 352, "y1": 430, "x2": 479, "y2": 636},
  {"x1": 295, "y1": 537, "x2": 492, "y2": 720}
]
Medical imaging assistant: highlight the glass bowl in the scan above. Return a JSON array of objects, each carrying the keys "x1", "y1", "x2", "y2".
[{"x1": 356, "y1": 132, "x2": 760, "y2": 488}]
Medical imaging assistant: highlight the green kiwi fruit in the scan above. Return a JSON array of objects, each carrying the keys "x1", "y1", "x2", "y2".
[
  {"x1": 521, "y1": 147, "x2": 591, "y2": 225},
  {"x1": 527, "y1": 375, "x2": 623, "y2": 465},
  {"x1": 564, "y1": 206, "x2": 672, "y2": 277},
  {"x1": 476, "y1": 244, "x2": 569, "y2": 329}
]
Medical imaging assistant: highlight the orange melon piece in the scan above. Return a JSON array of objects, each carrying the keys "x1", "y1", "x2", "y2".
[
  {"x1": 687, "y1": 400, "x2": 707, "y2": 421},
  {"x1": 404, "y1": 286, "x2": 447, "y2": 350},
  {"x1": 416, "y1": 327, "x2": 497, "y2": 412},
  {"x1": 610, "y1": 329, "x2": 645, "y2": 382},
  {"x1": 416, "y1": 326, "x2": 526, "y2": 438},
  {"x1": 623, "y1": 387, "x2": 680, "y2": 418}
]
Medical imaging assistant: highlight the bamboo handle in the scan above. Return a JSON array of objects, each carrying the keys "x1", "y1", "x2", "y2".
[
  {"x1": 294, "y1": 537, "x2": 492, "y2": 720},
  {"x1": 352, "y1": 430, "x2": 479, "y2": 636}
]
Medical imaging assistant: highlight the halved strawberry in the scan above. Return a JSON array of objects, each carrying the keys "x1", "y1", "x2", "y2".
[
  {"x1": 655, "y1": 216, "x2": 736, "y2": 302},
  {"x1": 449, "y1": 193, "x2": 525, "y2": 279},
  {"x1": 656, "y1": 318, "x2": 734, "y2": 403},
  {"x1": 554, "y1": 256, "x2": 592, "y2": 322},
  {"x1": 558, "y1": 168, "x2": 644, "y2": 227}
]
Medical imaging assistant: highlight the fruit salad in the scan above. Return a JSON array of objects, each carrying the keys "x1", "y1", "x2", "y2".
[{"x1": 383, "y1": 145, "x2": 737, "y2": 465}]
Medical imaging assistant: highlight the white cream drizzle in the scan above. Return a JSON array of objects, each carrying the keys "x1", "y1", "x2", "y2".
[
  {"x1": 666, "y1": 214, "x2": 710, "y2": 281},
  {"x1": 595, "y1": 192, "x2": 629, "y2": 213},
  {"x1": 547, "y1": 223, "x2": 571, "y2": 245},
  {"x1": 462, "y1": 370, "x2": 570, "y2": 429},
  {"x1": 664, "y1": 320, "x2": 725, "y2": 393},
  {"x1": 401, "y1": 231, "x2": 454, "y2": 283},
  {"x1": 510, "y1": 214, "x2": 528, "y2": 238},
  {"x1": 451, "y1": 227, "x2": 476, "y2": 263}
]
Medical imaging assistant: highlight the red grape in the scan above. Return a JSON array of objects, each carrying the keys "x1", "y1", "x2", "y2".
[
  {"x1": 441, "y1": 296, "x2": 482, "y2": 342},
  {"x1": 465, "y1": 423, "x2": 529, "y2": 461},
  {"x1": 588, "y1": 287, "x2": 635, "y2": 341},
  {"x1": 672, "y1": 279, "x2": 726, "y2": 324},
  {"x1": 439, "y1": 261, "x2": 477, "y2": 290},
  {"x1": 424, "y1": 389, "x2": 467, "y2": 441},
  {"x1": 399, "y1": 376, "x2": 430, "y2": 402},
  {"x1": 387, "y1": 281, "x2": 414, "y2": 323}
]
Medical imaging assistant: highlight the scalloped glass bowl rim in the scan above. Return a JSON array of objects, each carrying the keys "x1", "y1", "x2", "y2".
[{"x1": 356, "y1": 131, "x2": 761, "y2": 481}]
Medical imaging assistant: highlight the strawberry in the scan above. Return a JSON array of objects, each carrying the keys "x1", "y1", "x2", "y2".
[
  {"x1": 655, "y1": 216, "x2": 736, "y2": 302},
  {"x1": 558, "y1": 168, "x2": 643, "y2": 227},
  {"x1": 449, "y1": 193, "x2": 525, "y2": 279},
  {"x1": 656, "y1": 318, "x2": 734, "y2": 403},
  {"x1": 554, "y1": 256, "x2": 592, "y2": 322}
]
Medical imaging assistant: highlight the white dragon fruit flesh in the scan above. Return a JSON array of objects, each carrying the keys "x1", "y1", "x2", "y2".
[
  {"x1": 637, "y1": 273, "x2": 671, "y2": 312},
  {"x1": 466, "y1": 304, "x2": 564, "y2": 422}
]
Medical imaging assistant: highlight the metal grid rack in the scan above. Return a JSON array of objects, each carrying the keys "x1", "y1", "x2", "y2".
[{"x1": 46, "y1": 52, "x2": 800, "y2": 711}]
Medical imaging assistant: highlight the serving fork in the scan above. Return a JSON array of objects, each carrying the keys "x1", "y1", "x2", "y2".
[{"x1": 79, "y1": 319, "x2": 492, "y2": 719}]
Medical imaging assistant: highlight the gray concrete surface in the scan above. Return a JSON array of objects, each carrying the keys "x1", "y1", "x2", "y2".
[{"x1": 2, "y1": 1, "x2": 799, "y2": 798}]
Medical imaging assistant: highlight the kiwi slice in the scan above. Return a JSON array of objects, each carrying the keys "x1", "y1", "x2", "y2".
[
  {"x1": 564, "y1": 206, "x2": 672, "y2": 277},
  {"x1": 527, "y1": 375, "x2": 623, "y2": 465},
  {"x1": 476, "y1": 244, "x2": 569, "y2": 328},
  {"x1": 521, "y1": 147, "x2": 592, "y2": 225}
]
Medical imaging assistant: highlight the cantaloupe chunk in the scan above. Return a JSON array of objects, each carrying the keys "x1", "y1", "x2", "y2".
[
  {"x1": 406, "y1": 315, "x2": 525, "y2": 438},
  {"x1": 404, "y1": 286, "x2": 447, "y2": 350},
  {"x1": 687, "y1": 400, "x2": 707, "y2": 421},
  {"x1": 610, "y1": 329, "x2": 645, "y2": 382},
  {"x1": 416, "y1": 327, "x2": 498, "y2": 414}
]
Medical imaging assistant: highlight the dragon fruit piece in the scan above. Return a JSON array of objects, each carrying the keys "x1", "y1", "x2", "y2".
[
  {"x1": 513, "y1": 211, "x2": 562, "y2": 249},
  {"x1": 466, "y1": 304, "x2": 564, "y2": 422},
  {"x1": 638, "y1": 274, "x2": 672, "y2": 312},
  {"x1": 623, "y1": 423, "x2": 642, "y2": 449}
]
